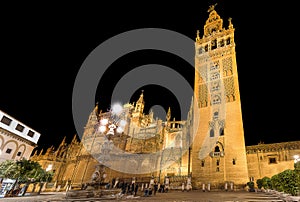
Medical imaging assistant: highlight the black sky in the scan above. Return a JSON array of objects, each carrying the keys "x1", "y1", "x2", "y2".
[{"x1": 1, "y1": 1, "x2": 299, "y2": 150}]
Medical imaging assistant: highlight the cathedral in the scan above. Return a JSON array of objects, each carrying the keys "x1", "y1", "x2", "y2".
[{"x1": 30, "y1": 6, "x2": 300, "y2": 190}]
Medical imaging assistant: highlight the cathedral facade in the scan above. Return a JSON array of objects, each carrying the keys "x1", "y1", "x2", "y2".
[{"x1": 30, "y1": 6, "x2": 300, "y2": 190}]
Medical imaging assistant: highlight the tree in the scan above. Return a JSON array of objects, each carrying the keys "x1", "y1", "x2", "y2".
[
  {"x1": 271, "y1": 169, "x2": 299, "y2": 196},
  {"x1": 36, "y1": 169, "x2": 54, "y2": 194},
  {"x1": 256, "y1": 179, "x2": 263, "y2": 189},
  {"x1": 0, "y1": 160, "x2": 18, "y2": 179},
  {"x1": 261, "y1": 176, "x2": 272, "y2": 189},
  {"x1": 246, "y1": 181, "x2": 255, "y2": 192},
  {"x1": 0, "y1": 158, "x2": 51, "y2": 196}
]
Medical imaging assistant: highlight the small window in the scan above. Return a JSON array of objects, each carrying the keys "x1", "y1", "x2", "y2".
[
  {"x1": 1, "y1": 116, "x2": 12, "y2": 126},
  {"x1": 269, "y1": 157, "x2": 277, "y2": 164},
  {"x1": 226, "y1": 37, "x2": 231, "y2": 45},
  {"x1": 211, "y1": 39, "x2": 217, "y2": 50},
  {"x1": 6, "y1": 148, "x2": 12, "y2": 154},
  {"x1": 220, "y1": 128, "x2": 224, "y2": 136},
  {"x1": 198, "y1": 47, "x2": 203, "y2": 54},
  {"x1": 213, "y1": 111, "x2": 219, "y2": 119},
  {"x1": 232, "y1": 159, "x2": 236, "y2": 165},
  {"x1": 214, "y1": 146, "x2": 220, "y2": 152},
  {"x1": 27, "y1": 130, "x2": 35, "y2": 137},
  {"x1": 216, "y1": 159, "x2": 220, "y2": 166},
  {"x1": 260, "y1": 156, "x2": 263, "y2": 161},
  {"x1": 201, "y1": 160, "x2": 205, "y2": 167},
  {"x1": 15, "y1": 124, "x2": 25, "y2": 132},
  {"x1": 249, "y1": 177, "x2": 254, "y2": 182},
  {"x1": 220, "y1": 39, "x2": 224, "y2": 47},
  {"x1": 17, "y1": 151, "x2": 22, "y2": 156},
  {"x1": 205, "y1": 45, "x2": 209, "y2": 52},
  {"x1": 216, "y1": 167, "x2": 219, "y2": 172},
  {"x1": 210, "y1": 129, "x2": 214, "y2": 137}
]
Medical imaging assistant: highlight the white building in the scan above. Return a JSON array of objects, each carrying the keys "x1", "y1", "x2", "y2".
[{"x1": 0, "y1": 110, "x2": 41, "y2": 162}]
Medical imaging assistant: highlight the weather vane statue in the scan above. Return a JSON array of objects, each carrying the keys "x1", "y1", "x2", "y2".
[{"x1": 207, "y1": 3, "x2": 217, "y2": 12}]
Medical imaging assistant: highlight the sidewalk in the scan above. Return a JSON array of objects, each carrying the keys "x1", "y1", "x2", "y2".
[{"x1": 0, "y1": 189, "x2": 289, "y2": 202}]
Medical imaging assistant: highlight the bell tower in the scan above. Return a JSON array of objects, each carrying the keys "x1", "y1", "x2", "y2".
[{"x1": 192, "y1": 4, "x2": 249, "y2": 188}]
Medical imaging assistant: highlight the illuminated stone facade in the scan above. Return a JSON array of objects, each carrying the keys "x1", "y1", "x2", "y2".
[
  {"x1": 192, "y1": 5, "x2": 249, "y2": 189},
  {"x1": 30, "y1": 6, "x2": 300, "y2": 190},
  {"x1": 0, "y1": 110, "x2": 41, "y2": 162},
  {"x1": 246, "y1": 141, "x2": 300, "y2": 181}
]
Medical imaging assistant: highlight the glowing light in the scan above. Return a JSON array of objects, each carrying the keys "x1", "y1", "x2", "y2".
[
  {"x1": 99, "y1": 125, "x2": 107, "y2": 133},
  {"x1": 111, "y1": 103, "x2": 123, "y2": 115},
  {"x1": 46, "y1": 164, "x2": 53, "y2": 172},
  {"x1": 119, "y1": 120, "x2": 127, "y2": 127},
  {"x1": 107, "y1": 124, "x2": 117, "y2": 135},
  {"x1": 116, "y1": 127, "x2": 124, "y2": 133},
  {"x1": 294, "y1": 155, "x2": 300, "y2": 163},
  {"x1": 100, "y1": 118, "x2": 108, "y2": 125}
]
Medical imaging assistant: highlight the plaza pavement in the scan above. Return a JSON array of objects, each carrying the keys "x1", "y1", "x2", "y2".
[{"x1": 0, "y1": 189, "x2": 289, "y2": 202}]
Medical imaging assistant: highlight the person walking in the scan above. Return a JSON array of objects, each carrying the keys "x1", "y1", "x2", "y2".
[
  {"x1": 207, "y1": 182, "x2": 211, "y2": 192},
  {"x1": 181, "y1": 182, "x2": 185, "y2": 192},
  {"x1": 134, "y1": 183, "x2": 139, "y2": 196},
  {"x1": 186, "y1": 177, "x2": 192, "y2": 192},
  {"x1": 153, "y1": 181, "x2": 158, "y2": 195},
  {"x1": 225, "y1": 182, "x2": 228, "y2": 192}
]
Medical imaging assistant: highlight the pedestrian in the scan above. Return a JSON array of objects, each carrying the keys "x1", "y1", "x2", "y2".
[
  {"x1": 144, "y1": 187, "x2": 149, "y2": 197},
  {"x1": 153, "y1": 181, "x2": 158, "y2": 195},
  {"x1": 207, "y1": 182, "x2": 211, "y2": 192},
  {"x1": 165, "y1": 177, "x2": 170, "y2": 193},
  {"x1": 112, "y1": 178, "x2": 116, "y2": 187},
  {"x1": 181, "y1": 182, "x2": 185, "y2": 192},
  {"x1": 130, "y1": 182, "x2": 135, "y2": 195},
  {"x1": 186, "y1": 177, "x2": 192, "y2": 192},
  {"x1": 121, "y1": 182, "x2": 126, "y2": 194},
  {"x1": 225, "y1": 182, "x2": 228, "y2": 191},
  {"x1": 230, "y1": 182, "x2": 233, "y2": 191},
  {"x1": 148, "y1": 187, "x2": 153, "y2": 196},
  {"x1": 202, "y1": 183, "x2": 205, "y2": 192},
  {"x1": 127, "y1": 183, "x2": 131, "y2": 194},
  {"x1": 159, "y1": 183, "x2": 165, "y2": 193},
  {"x1": 134, "y1": 183, "x2": 139, "y2": 196}
]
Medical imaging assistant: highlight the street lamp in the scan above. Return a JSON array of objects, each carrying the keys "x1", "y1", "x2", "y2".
[{"x1": 98, "y1": 102, "x2": 127, "y2": 139}]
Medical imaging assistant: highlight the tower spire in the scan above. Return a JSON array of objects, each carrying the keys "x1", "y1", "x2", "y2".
[
  {"x1": 135, "y1": 90, "x2": 145, "y2": 113},
  {"x1": 166, "y1": 107, "x2": 171, "y2": 121},
  {"x1": 207, "y1": 3, "x2": 217, "y2": 12}
]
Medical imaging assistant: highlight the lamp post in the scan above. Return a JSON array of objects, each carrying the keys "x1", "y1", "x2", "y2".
[
  {"x1": 98, "y1": 102, "x2": 127, "y2": 140},
  {"x1": 81, "y1": 102, "x2": 128, "y2": 188}
]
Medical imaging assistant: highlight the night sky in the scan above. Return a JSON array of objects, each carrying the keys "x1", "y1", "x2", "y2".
[{"x1": 1, "y1": 1, "x2": 299, "y2": 150}]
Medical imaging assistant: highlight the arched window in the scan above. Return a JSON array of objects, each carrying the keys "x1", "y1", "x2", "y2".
[
  {"x1": 214, "y1": 146, "x2": 220, "y2": 152},
  {"x1": 211, "y1": 39, "x2": 217, "y2": 50},
  {"x1": 205, "y1": 45, "x2": 209, "y2": 52},
  {"x1": 219, "y1": 128, "x2": 224, "y2": 136},
  {"x1": 226, "y1": 37, "x2": 231, "y2": 45},
  {"x1": 210, "y1": 129, "x2": 214, "y2": 137}
]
